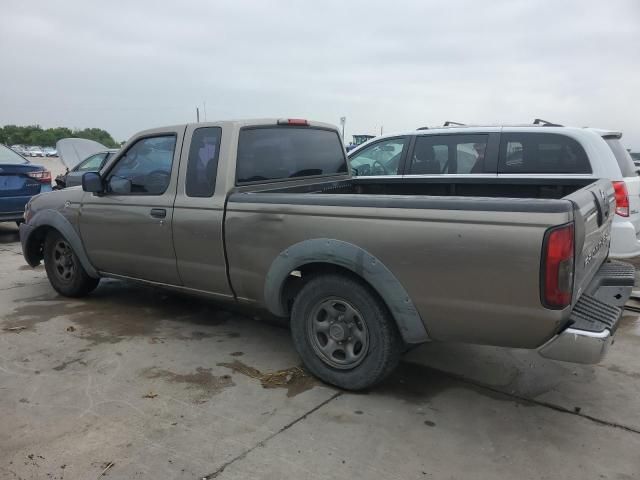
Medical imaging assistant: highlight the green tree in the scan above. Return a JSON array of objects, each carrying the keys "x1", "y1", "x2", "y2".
[{"x1": 0, "y1": 125, "x2": 119, "y2": 148}]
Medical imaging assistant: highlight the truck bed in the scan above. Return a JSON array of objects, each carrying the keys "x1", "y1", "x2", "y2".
[
  {"x1": 251, "y1": 177, "x2": 594, "y2": 200},
  {"x1": 227, "y1": 176, "x2": 614, "y2": 348}
]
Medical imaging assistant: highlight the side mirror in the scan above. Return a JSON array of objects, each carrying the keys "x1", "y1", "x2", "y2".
[{"x1": 82, "y1": 172, "x2": 103, "y2": 193}]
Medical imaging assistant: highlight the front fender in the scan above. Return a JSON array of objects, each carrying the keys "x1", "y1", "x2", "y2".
[
  {"x1": 264, "y1": 238, "x2": 429, "y2": 344},
  {"x1": 20, "y1": 209, "x2": 99, "y2": 278}
]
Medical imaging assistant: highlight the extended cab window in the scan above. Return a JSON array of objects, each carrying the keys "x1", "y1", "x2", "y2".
[
  {"x1": 409, "y1": 135, "x2": 488, "y2": 174},
  {"x1": 349, "y1": 137, "x2": 407, "y2": 176},
  {"x1": 236, "y1": 127, "x2": 347, "y2": 184},
  {"x1": 499, "y1": 133, "x2": 591, "y2": 174},
  {"x1": 107, "y1": 135, "x2": 176, "y2": 195},
  {"x1": 186, "y1": 127, "x2": 221, "y2": 197}
]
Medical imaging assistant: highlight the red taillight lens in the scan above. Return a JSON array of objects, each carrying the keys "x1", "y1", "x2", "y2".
[
  {"x1": 612, "y1": 181, "x2": 629, "y2": 217},
  {"x1": 277, "y1": 118, "x2": 309, "y2": 126},
  {"x1": 27, "y1": 170, "x2": 51, "y2": 184},
  {"x1": 542, "y1": 223, "x2": 574, "y2": 309}
]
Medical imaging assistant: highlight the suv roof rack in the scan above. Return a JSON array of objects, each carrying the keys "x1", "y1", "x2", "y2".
[
  {"x1": 533, "y1": 118, "x2": 563, "y2": 127},
  {"x1": 443, "y1": 121, "x2": 465, "y2": 127},
  {"x1": 416, "y1": 126, "x2": 429, "y2": 130}
]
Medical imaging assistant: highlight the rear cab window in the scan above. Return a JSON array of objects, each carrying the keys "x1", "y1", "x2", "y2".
[
  {"x1": 603, "y1": 137, "x2": 636, "y2": 177},
  {"x1": 499, "y1": 133, "x2": 591, "y2": 174},
  {"x1": 236, "y1": 127, "x2": 347, "y2": 184}
]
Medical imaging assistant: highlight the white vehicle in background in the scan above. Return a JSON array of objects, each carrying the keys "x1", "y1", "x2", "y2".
[
  {"x1": 347, "y1": 120, "x2": 640, "y2": 259},
  {"x1": 27, "y1": 146, "x2": 45, "y2": 157},
  {"x1": 44, "y1": 147, "x2": 57, "y2": 157}
]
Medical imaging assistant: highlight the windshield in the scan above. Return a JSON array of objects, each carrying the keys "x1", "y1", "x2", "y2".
[
  {"x1": 0, "y1": 144, "x2": 28, "y2": 164},
  {"x1": 604, "y1": 137, "x2": 637, "y2": 177}
]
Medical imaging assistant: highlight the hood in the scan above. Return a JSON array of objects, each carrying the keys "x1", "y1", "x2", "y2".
[{"x1": 56, "y1": 138, "x2": 107, "y2": 169}]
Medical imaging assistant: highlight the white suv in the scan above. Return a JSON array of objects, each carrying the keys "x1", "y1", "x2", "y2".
[{"x1": 348, "y1": 122, "x2": 640, "y2": 258}]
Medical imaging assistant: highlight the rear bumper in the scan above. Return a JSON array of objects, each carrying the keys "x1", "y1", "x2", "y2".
[{"x1": 539, "y1": 260, "x2": 635, "y2": 364}]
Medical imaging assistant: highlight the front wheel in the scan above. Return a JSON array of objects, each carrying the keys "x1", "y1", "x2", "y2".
[
  {"x1": 290, "y1": 274, "x2": 402, "y2": 390},
  {"x1": 44, "y1": 231, "x2": 99, "y2": 297}
]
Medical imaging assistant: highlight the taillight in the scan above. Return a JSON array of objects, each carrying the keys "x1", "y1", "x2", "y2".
[
  {"x1": 612, "y1": 181, "x2": 629, "y2": 217},
  {"x1": 26, "y1": 170, "x2": 51, "y2": 184},
  {"x1": 542, "y1": 223, "x2": 574, "y2": 309}
]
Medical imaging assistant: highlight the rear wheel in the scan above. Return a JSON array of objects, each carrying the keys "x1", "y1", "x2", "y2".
[
  {"x1": 44, "y1": 231, "x2": 99, "y2": 297},
  {"x1": 290, "y1": 274, "x2": 402, "y2": 390}
]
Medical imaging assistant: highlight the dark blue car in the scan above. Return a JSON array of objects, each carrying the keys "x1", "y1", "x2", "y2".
[{"x1": 0, "y1": 144, "x2": 51, "y2": 225}]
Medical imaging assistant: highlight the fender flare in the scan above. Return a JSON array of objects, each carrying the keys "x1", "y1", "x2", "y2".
[
  {"x1": 22, "y1": 209, "x2": 99, "y2": 278},
  {"x1": 264, "y1": 238, "x2": 429, "y2": 344}
]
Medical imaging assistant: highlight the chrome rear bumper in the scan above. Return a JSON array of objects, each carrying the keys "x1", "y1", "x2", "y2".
[{"x1": 539, "y1": 260, "x2": 634, "y2": 364}]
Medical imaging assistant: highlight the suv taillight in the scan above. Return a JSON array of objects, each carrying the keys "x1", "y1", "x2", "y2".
[
  {"x1": 27, "y1": 170, "x2": 51, "y2": 184},
  {"x1": 612, "y1": 181, "x2": 629, "y2": 217},
  {"x1": 542, "y1": 223, "x2": 574, "y2": 309}
]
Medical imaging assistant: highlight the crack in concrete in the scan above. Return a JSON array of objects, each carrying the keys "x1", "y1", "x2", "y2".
[
  {"x1": 201, "y1": 391, "x2": 343, "y2": 479},
  {"x1": 410, "y1": 361, "x2": 640, "y2": 435}
]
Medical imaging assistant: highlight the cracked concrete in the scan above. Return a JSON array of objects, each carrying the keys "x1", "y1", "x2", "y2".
[{"x1": 1, "y1": 222, "x2": 639, "y2": 479}]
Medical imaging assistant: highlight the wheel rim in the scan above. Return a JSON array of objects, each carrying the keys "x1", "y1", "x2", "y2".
[
  {"x1": 52, "y1": 239, "x2": 75, "y2": 283},
  {"x1": 307, "y1": 297, "x2": 369, "y2": 370}
]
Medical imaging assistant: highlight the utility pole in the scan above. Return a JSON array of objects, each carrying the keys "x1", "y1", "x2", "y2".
[
  {"x1": 340, "y1": 117, "x2": 346, "y2": 140},
  {"x1": 380, "y1": 125, "x2": 383, "y2": 135},
  {"x1": 196, "y1": 107, "x2": 200, "y2": 123},
  {"x1": 203, "y1": 101, "x2": 207, "y2": 121}
]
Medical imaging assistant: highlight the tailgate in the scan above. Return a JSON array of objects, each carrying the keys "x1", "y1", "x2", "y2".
[{"x1": 565, "y1": 179, "x2": 615, "y2": 304}]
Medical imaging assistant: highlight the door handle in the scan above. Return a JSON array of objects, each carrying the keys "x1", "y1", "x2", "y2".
[{"x1": 150, "y1": 208, "x2": 166, "y2": 219}]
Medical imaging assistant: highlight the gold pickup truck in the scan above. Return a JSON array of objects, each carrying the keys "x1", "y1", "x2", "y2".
[{"x1": 19, "y1": 119, "x2": 634, "y2": 390}]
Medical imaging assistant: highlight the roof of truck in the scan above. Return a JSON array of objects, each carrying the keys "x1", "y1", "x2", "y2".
[{"x1": 134, "y1": 119, "x2": 340, "y2": 138}]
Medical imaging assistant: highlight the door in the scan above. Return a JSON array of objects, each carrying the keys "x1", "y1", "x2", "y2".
[
  {"x1": 172, "y1": 124, "x2": 233, "y2": 298},
  {"x1": 79, "y1": 129, "x2": 184, "y2": 284}
]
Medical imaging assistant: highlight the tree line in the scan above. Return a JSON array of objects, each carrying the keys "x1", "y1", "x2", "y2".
[{"x1": 0, "y1": 125, "x2": 120, "y2": 148}]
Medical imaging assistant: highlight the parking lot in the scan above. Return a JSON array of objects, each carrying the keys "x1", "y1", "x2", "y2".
[{"x1": 0, "y1": 222, "x2": 638, "y2": 479}]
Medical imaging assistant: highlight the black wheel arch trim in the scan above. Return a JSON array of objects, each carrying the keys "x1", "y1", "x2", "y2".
[
  {"x1": 264, "y1": 238, "x2": 429, "y2": 344},
  {"x1": 20, "y1": 209, "x2": 99, "y2": 278}
]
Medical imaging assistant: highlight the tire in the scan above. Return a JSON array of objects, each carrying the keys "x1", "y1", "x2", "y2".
[
  {"x1": 43, "y1": 230, "x2": 99, "y2": 297},
  {"x1": 290, "y1": 274, "x2": 402, "y2": 391}
]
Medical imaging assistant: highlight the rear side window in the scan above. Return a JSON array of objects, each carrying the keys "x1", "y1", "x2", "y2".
[
  {"x1": 604, "y1": 137, "x2": 636, "y2": 177},
  {"x1": 499, "y1": 133, "x2": 591, "y2": 174},
  {"x1": 236, "y1": 127, "x2": 347, "y2": 184},
  {"x1": 409, "y1": 134, "x2": 488, "y2": 174},
  {"x1": 186, "y1": 127, "x2": 222, "y2": 197}
]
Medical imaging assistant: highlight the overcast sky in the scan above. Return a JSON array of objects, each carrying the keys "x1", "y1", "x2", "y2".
[{"x1": 1, "y1": 0, "x2": 639, "y2": 149}]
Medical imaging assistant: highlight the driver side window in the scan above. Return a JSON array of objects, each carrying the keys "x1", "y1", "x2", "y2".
[
  {"x1": 349, "y1": 137, "x2": 407, "y2": 176},
  {"x1": 107, "y1": 135, "x2": 176, "y2": 195}
]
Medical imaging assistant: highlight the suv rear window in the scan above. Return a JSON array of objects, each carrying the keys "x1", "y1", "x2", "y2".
[
  {"x1": 236, "y1": 127, "x2": 347, "y2": 184},
  {"x1": 498, "y1": 133, "x2": 591, "y2": 174},
  {"x1": 604, "y1": 137, "x2": 636, "y2": 177}
]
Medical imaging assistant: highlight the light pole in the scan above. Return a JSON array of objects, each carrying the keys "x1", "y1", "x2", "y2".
[{"x1": 340, "y1": 117, "x2": 346, "y2": 141}]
